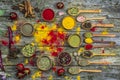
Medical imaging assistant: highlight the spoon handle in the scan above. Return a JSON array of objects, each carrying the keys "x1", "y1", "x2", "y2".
[
  {"x1": 92, "y1": 34, "x2": 116, "y2": 37},
  {"x1": 89, "y1": 61, "x2": 111, "y2": 65},
  {"x1": 93, "y1": 40, "x2": 114, "y2": 43},
  {"x1": 87, "y1": 17, "x2": 106, "y2": 20},
  {"x1": 93, "y1": 53, "x2": 116, "y2": 56},
  {"x1": 93, "y1": 43, "x2": 115, "y2": 48},
  {"x1": 92, "y1": 24, "x2": 114, "y2": 27},
  {"x1": 79, "y1": 9, "x2": 101, "y2": 13},
  {"x1": 81, "y1": 69, "x2": 102, "y2": 72}
]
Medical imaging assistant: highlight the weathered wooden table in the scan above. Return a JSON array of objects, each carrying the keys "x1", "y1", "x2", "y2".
[{"x1": 0, "y1": 0, "x2": 120, "y2": 80}]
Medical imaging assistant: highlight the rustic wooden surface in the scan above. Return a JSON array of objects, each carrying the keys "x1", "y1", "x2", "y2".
[{"x1": 0, "y1": 0, "x2": 120, "y2": 80}]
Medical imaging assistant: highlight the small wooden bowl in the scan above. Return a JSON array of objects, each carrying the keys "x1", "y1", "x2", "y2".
[
  {"x1": 21, "y1": 44, "x2": 35, "y2": 57},
  {"x1": 57, "y1": 52, "x2": 72, "y2": 66},
  {"x1": 81, "y1": 20, "x2": 92, "y2": 30},
  {"x1": 37, "y1": 55, "x2": 52, "y2": 71},
  {"x1": 67, "y1": 34, "x2": 82, "y2": 48},
  {"x1": 41, "y1": 8, "x2": 55, "y2": 21},
  {"x1": 62, "y1": 16, "x2": 76, "y2": 30},
  {"x1": 81, "y1": 51, "x2": 93, "y2": 58},
  {"x1": 20, "y1": 23, "x2": 34, "y2": 36},
  {"x1": 56, "y1": 2, "x2": 64, "y2": 9}
]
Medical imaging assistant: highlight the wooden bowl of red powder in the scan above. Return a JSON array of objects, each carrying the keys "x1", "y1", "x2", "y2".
[{"x1": 41, "y1": 8, "x2": 55, "y2": 21}]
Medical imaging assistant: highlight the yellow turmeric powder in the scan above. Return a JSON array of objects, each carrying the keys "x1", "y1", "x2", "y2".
[{"x1": 85, "y1": 38, "x2": 93, "y2": 44}]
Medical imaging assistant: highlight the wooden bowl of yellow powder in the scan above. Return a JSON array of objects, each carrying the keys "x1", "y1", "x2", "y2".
[
  {"x1": 68, "y1": 34, "x2": 81, "y2": 47},
  {"x1": 62, "y1": 16, "x2": 76, "y2": 30}
]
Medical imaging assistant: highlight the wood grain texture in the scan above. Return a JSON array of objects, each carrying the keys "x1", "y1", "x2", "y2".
[{"x1": 0, "y1": 0, "x2": 120, "y2": 80}]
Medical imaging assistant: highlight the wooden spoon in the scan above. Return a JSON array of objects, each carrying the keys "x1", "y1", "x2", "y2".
[
  {"x1": 84, "y1": 38, "x2": 115, "y2": 44},
  {"x1": 81, "y1": 20, "x2": 114, "y2": 30},
  {"x1": 77, "y1": 16, "x2": 106, "y2": 22},
  {"x1": 84, "y1": 32, "x2": 116, "y2": 38},
  {"x1": 68, "y1": 7, "x2": 101, "y2": 16},
  {"x1": 68, "y1": 66, "x2": 102, "y2": 74},
  {"x1": 81, "y1": 51, "x2": 116, "y2": 59},
  {"x1": 78, "y1": 59, "x2": 111, "y2": 66},
  {"x1": 84, "y1": 42, "x2": 116, "y2": 50}
]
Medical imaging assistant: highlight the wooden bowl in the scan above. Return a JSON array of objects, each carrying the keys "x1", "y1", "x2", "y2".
[
  {"x1": 20, "y1": 23, "x2": 34, "y2": 36},
  {"x1": 41, "y1": 8, "x2": 55, "y2": 21},
  {"x1": 21, "y1": 44, "x2": 35, "y2": 57},
  {"x1": 81, "y1": 20, "x2": 92, "y2": 30},
  {"x1": 62, "y1": 16, "x2": 76, "y2": 30},
  {"x1": 67, "y1": 34, "x2": 82, "y2": 48},
  {"x1": 57, "y1": 52, "x2": 72, "y2": 66},
  {"x1": 37, "y1": 55, "x2": 52, "y2": 71}
]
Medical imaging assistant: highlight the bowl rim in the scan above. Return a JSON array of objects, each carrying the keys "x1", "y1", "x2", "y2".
[
  {"x1": 67, "y1": 34, "x2": 82, "y2": 48},
  {"x1": 67, "y1": 7, "x2": 79, "y2": 16},
  {"x1": 37, "y1": 54, "x2": 52, "y2": 71},
  {"x1": 81, "y1": 20, "x2": 92, "y2": 30},
  {"x1": 21, "y1": 44, "x2": 36, "y2": 57},
  {"x1": 57, "y1": 52, "x2": 72, "y2": 66},
  {"x1": 62, "y1": 16, "x2": 76, "y2": 30},
  {"x1": 41, "y1": 8, "x2": 55, "y2": 21},
  {"x1": 20, "y1": 23, "x2": 34, "y2": 37}
]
